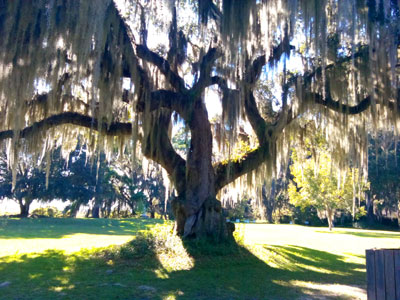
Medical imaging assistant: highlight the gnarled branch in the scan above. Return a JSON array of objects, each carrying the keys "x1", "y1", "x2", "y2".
[
  {"x1": 214, "y1": 144, "x2": 270, "y2": 191},
  {"x1": 192, "y1": 47, "x2": 221, "y2": 94},
  {"x1": 243, "y1": 41, "x2": 295, "y2": 143},
  {"x1": 136, "y1": 89, "x2": 188, "y2": 120},
  {"x1": 0, "y1": 109, "x2": 187, "y2": 194},
  {"x1": 285, "y1": 45, "x2": 369, "y2": 90},
  {"x1": 142, "y1": 110, "x2": 186, "y2": 194},
  {"x1": 311, "y1": 92, "x2": 371, "y2": 115},
  {"x1": 0, "y1": 112, "x2": 132, "y2": 142},
  {"x1": 136, "y1": 44, "x2": 187, "y2": 93}
]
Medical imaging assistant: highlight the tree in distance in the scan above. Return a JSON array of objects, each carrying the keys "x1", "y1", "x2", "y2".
[{"x1": 288, "y1": 129, "x2": 367, "y2": 231}]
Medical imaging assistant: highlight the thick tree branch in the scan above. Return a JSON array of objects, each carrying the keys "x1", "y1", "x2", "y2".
[
  {"x1": 212, "y1": 41, "x2": 300, "y2": 190},
  {"x1": 245, "y1": 41, "x2": 294, "y2": 87},
  {"x1": 242, "y1": 40, "x2": 295, "y2": 143},
  {"x1": 245, "y1": 55, "x2": 266, "y2": 86},
  {"x1": 0, "y1": 112, "x2": 132, "y2": 142},
  {"x1": 136, "y1": 89, "x2": 188, "y2": 119},
  {"x1": 0, "y1": 109, "x2": 187, "y2": 194},
  {"x1": 270, "y1": 46, "x2": 371, "y2": 133},
  {"x1": 136, "y1": 44, "x2": 186, "y2": 93},
  {"x1": 214, "y1": 144, "x2": 270, "y2": 191},
  {"x1": 311, "y1": 92, "x2": 372, "y2": 115},
  {"x1": 244, "y1": 92, "x2": 269, "y2": 143},
  {"x1": 285, "y1": 45, "x2": 369, "y2": 90},
  {"x1": 192, "y1": 47, "x2": 221, "y2": 94},
  {"x1": 272, "y1": 107, "x2": 297, "y2": 135},
  {"x1": 142, "y1": 111, "x2": 186, "y2": 194}
]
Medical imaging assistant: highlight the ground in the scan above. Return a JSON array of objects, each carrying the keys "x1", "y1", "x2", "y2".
[{"x1": 0, "y1": 218, "x2": 399, "y2": 299}]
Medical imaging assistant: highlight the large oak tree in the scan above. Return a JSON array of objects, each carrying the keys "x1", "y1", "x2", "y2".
[{"x1": 0, "y1": 0, "x2": 398, "y2": 239}]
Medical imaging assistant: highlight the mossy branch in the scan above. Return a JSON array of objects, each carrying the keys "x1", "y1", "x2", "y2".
[
  {"x1": 142, "y1": 111, "x2": 186, "y2": 195},
  {"x1": 0, "y1": 112, "x2": 132, "y2": 141},
  {"x1": 192, "y1": 47, "x2": 221, "y2": 94},
  {"x1": 136, "y1": 45, "x2": 187, "y2": 93},
  {"x1": 136, "y1": 89, "x2": 188, "y2": 119},
  {"x1": 214, "y1": 144, "x2": 270, "y2": 191},
  {"x1": 311, "y1": 92, "x2": 372, "y2": 115},
  {"x1": 285, "y1": 45, "x2": 370, "y2": 90},
  {"x1": 0, "y1": 109, "x2": 187, "y2": 194}
]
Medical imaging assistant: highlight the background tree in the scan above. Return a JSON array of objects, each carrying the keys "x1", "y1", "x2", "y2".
[
  {"x1": 0, "y1": 152, "x2": 45, "y2": 217},
  {"x1": 106, "y1": 158, "x2": 167, "y2": 218},
  {"x1": 0, "y1": 1, "x2": 398, "y2": 239},
  {"x1": 0, "y1": 144, "x2": 155, "y2": 218},
  {"x1": 0, "y1": 146, "x2": 66, "y2": 217},
  {"x1": 288, "y1": 133, "x2": 367, "y2": 230},
  {"x1": 55, "y1": 146, "x2": 158, "y2": 218},
  {"x1": 368, "y1": 131, "x2": 400, "y2": 226}
]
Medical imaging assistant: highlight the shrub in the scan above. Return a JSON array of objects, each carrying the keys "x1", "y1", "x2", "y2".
[
  {"x1": 31, "y1": 206, "x2": 63, "y2": 218},
  {"x1": 99, "y1": 224, "x2": 195, "y2": 271}
]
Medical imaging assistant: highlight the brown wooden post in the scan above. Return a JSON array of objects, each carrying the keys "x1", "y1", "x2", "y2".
[{"x1": 366, "y1": 248, "x2": 400, "y2": 300}]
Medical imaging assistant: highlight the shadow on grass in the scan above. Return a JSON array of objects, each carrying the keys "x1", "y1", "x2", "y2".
[
  {"x1": 0, "y1": 229, "x2": 366, "y2": 300},
  {"x1": 315, "y1": 229, "x2": 400, "y2": 239},
  {"x1": 0, "y1": 218, "x2": 165, "y2": 239},
  {"x1": 263, "y1": 245, "x2": 365, "y2": 285}
]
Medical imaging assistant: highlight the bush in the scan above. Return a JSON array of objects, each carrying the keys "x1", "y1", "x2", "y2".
[
  {"x1": 292, "y1": 206, "x2": 326, "y2": 226},
  {"x1": 109, "y1": 208, "x2": 136, "y2": 218},
  {"x1": 225, "y1": 197, "x2": 254, "y2": 221},
  {"x1": 100, "y1": 224, "x2": 195, "y2": 271},
  {"x1": 31, "y1": 207, "x2": 63, "y2": 218}
]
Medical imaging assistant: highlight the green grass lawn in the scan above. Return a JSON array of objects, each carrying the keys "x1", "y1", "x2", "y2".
[{"x1": 0, "y1": 218, "x2": 399, "y2": 300}]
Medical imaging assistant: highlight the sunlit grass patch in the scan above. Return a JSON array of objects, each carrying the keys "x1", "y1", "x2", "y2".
[
  {"x1": 0, "y1": 217, "x2": 170, "y2": 257},
  {"x1": 282, "y1": 280, "x2": 366, "y2": 300}
]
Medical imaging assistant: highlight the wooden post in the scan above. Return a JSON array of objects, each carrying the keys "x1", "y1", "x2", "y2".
[
  {"x1": 395, "y1": 251, "x2": 400, "y2": 300},
  {"x1": 366, "y1": 250, "x2": 377, "y2": 300},
  {"x1": 366, "y1": 248, "x2": 400, "y2": 300},
  {"x1": 384, "y1": 250, "x2": 396, "y2": 300}
]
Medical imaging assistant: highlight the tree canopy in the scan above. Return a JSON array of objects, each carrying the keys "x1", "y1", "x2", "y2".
[{"x1": 0, "y1": 0, "x2": 399, "y2": 238}]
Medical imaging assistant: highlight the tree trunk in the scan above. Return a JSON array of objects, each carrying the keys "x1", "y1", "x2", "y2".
[
  {"x1": 171, "y1": 100, "x2": 233, "y2": 240},
  {"x1": 18, "y1": 199, "x2": 31, "y2": 218},
  {"x1": 106, "y1": 202, "x2": 112, "y2": 218},
  {"x1": 92, "y1": 204, "x2": 100, "y2": 218},
  {"x1": 326, "y1": 207, "x2": 334, "y2": 231},
  {"x1": 149, "y1": 198, "x2": 155, "y2": 218},
  {"x1": 172, "y1": 195, "x2": 233, "y2": 239},
  {"x1": 262, "y1": 181, "x2": 275, "y2": 223},
  {"x1": 138, "y1": 57, "x2": 276, "y2": 241},
  {"x1": 366, "y1": 191, "x2": 375, "y2": 224},
  {"x1": 69, "y1": 202, "x2": 80, "y2": 218},
  {"x1": 397, "y1": 210, "x2": 400, "y2": 228},
  {"x1": 92, "y1": 164, "x2": 103, "y2": 218}
]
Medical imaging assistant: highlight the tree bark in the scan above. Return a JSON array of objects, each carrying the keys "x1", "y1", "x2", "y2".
[
  {"x1": 326, "y1": 207, "x2": 334, "y2": 231},
  {"x1": 18, "y1": 199, "x2": 31, "y2": 218},
  {"x1": 365, "y1": 191, "x2": 375, "y2": 224},
  {"x1": 92, "y1": 204, "x2": 100, "y2": 218},
  {"x1": 262, "y1": 181, "x2": 276, "y2": 223},
  {"x1": 172, "y1": 195, "x2": 233, "y2": 240},
  {"x1": 397, "y1": 201, "x2": 400, "y2": 228},
  {"x1": 171, "y1": 99, "x2": 231, "y2": 239}
]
